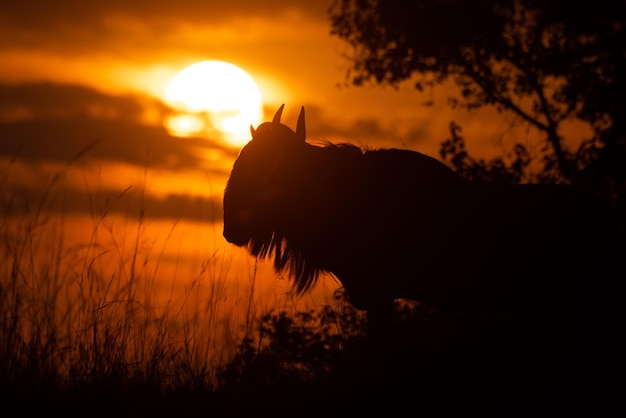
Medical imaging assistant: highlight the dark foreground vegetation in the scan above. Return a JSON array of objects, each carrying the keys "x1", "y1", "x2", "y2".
[
  {"x1": 216, "y1": 294, "x2": 623, "y2": 418},
  {"x1": 1, "y1": 285, "x2": 622, "y2": 418}
]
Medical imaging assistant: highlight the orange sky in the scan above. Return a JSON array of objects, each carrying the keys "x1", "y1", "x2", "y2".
[
  {"x1": 0, "y1": 0, "x2": 554, "y2": 312},
  {"x1": 0, "y1": 0, "x2": 534, "y2": 153}
]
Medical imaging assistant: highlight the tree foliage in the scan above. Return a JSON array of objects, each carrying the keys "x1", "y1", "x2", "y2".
[
  {"x1": 329, "y1": 0, "x2": 626, "y2": 208},
  {"x1": 440, "y1": 122, "x2": 531, "y2": 184}
]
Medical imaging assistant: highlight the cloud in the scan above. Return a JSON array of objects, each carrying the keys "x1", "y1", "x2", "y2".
[
  {"x1": 0, "y1": 82, "x2": 165, "y2": 122},
  {"x1": 3, "y1": 182, "x2": 222, "y2": 223},
  {"x1": 0, "y1": 82, "x2": 238, "y2": 172},
  {"x1": 0, "y1": 1, "x2": 332, "y2": 53},
  {"x1": 299, "y1": 103, "x2": 403, "y2": 148},
  {"x1": 1, "y1": 118, "x2": 227, "y2": 170},
  {"x1": 2, "y1": 1, "x2": 330, "y2": 26}
]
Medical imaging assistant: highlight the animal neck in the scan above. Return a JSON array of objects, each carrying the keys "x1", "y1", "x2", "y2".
[
  {"x1": 268, "y1": 143, "x2": 367, "y2": 292},
  {"x1": 286, "y1": 143, "x2": 365, "y2": 229}
]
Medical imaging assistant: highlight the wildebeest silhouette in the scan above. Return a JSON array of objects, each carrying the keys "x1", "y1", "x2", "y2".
[{"x1": 223, "y1": 104, "x2": 618, "y2": 345}]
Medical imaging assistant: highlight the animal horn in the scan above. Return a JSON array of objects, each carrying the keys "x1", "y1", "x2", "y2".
[
  {"x1": 273, "y1": 104, "x2": 285, "y2": 124},
  {"x1": 250, "y1": 125, "x2": 256, "y2": 138},
  {"x1": 296, "y1": 106, "x2": 306, "y2": 142}
]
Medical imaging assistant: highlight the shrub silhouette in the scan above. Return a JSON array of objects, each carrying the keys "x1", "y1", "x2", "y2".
[{"x1": 217, "y1": 289, "x2": 367, "y2": 390}]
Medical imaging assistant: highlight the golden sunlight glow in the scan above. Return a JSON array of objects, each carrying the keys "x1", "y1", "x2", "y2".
[{"x1": 165, "y1": 60, "x2": 263, "y2": 146}]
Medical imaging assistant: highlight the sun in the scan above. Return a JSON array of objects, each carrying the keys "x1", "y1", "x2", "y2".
[{"x1": 164, "y1": 60, "x2": 263, "y2": 146}]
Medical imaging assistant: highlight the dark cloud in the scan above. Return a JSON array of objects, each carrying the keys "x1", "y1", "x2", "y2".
[
  {"x1": 1, "y1": 118, "x2": 220, "y2": 170},
  {"x1": 0, "y1": 82, "x2": 236, "y2": 222},
  {"x1": 3, "y1": 183, "x2": 222, "y2": 223},
  {"x1": 0, "y1": 1, "x2": 333, "y2": 60},
  {"x1": 405, "y1": 121, "x2": 440, "y2": 148},
  {"x1": 1, "y1": 1, "x2": 330, "y2": 26},
  {"x1": 0, "y1": 82, "x2": 238, "y2": 172},
  {"x1": 0, "y1": 82, "x2": 167, "y2": 123},
  {"x1": 300, "y1": 103, "x2": 397, "y2": 146}
]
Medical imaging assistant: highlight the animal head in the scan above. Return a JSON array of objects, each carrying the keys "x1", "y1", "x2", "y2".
[{"x1": 223, "y1": 104, "x2": 306, "y2": 249}]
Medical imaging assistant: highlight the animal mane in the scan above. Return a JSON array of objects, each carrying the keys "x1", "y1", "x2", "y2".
[
  {"x1": 245, "y1": 141, "x2": 366, "y2": 295},
  {"x1": 248, "y1": 233, "x2": 323, "y2": 295},
  {"x1": 309, "y1": 137, "x2": 367, "y2": 151}
]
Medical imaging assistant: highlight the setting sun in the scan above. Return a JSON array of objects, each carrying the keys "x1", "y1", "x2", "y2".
[{"x1": 165, "y1": 60, "x2": 263, "y2": 146}]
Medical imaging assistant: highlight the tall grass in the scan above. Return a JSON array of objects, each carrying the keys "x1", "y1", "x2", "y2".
[
  {"x1": 0, "y1": 156, "x2": 253, "y2": 398},
  {"x1": 0, "y1": 148, "x2": 366, "y2": 408}
]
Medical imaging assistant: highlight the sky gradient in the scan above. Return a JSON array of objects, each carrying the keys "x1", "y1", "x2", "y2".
[{"x1": 0, "y1": 0, "x2": 547, "y2": 307}]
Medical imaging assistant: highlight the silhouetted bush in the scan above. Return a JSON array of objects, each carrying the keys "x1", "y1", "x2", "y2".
[{"x1": 216, "y1": 289, "x2": 368, "y2": 391}]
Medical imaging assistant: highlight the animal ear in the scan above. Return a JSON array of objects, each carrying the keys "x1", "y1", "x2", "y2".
[
  {"x1": 272, "y1": 104, "x2": 285, "y2": 124},
  {"x1": 250, "y1": 125, "x2": 256, "y2": 138},
  {"x1": 295, "y1": 106, "x2": 306, "y2": 142}
]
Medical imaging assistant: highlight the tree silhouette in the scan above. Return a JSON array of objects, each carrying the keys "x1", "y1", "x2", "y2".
[{"x1": 329, "y1": 0, "x2": 626, "y2": 208}]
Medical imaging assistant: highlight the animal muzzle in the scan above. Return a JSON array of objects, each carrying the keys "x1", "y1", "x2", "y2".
[
  {"x1": 223, "y1": 227, "x2": 249, "y2": 246},
  {"x1": 223, "y1": 209, "x2": 253, "y2": 246}
]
